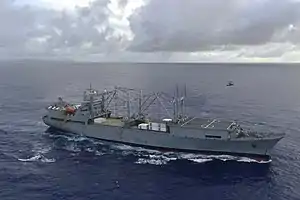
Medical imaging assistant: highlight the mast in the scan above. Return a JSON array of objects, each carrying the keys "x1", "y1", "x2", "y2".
[
  {"x1": 89, "y1": 90, "x2": 94, "y2": 118},
  {"x1": 127, "y1": 91, "x2": 130, "y2": 119},
  {"x1": 138, "y1": 89, "x2": 142, "y2": 118},
  {"x1": 171, "y1": 84, "x2": 187, "y2": 122},
  {"x1": 172, "y1": 84, "x2": 179, "y2": 122},
  {"x1": 176, "y1": 84, "x2": 179, "y2": 121},
  {"x1": 181, "y1": 84, "x2": 187, "y2": 120},
  {"x1": 172, "y1": 87, "x2": 176, "y2": 122},
  {"x1": 114, "y1": 90, "x2": 117, "y2": 117},
  {"x1": 101, "y1": 91, "x2": 105, "y2": 112},
  {"x1": 82, "y1": 85, "x2": 184, "y2": 122}
]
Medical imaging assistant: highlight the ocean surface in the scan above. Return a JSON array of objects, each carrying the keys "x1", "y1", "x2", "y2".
[{"x1": 0, "y1": 60, "x2": 300, "y2": 200}]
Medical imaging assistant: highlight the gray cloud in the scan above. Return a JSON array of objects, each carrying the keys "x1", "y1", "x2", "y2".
[
  {"x1": 0, "y1": 0, "x2": 124, "y2": 57},
  {"x1": 273, "y1": 23, "x2": 300, "y2": 44},
  {"x1": 0, "y1": 0, "x2": 58, "y2": 57},
  {"x1": 128, "y1": 0, "x2": 300, "y2": 52},
  {"x1": 32, "y1": 0, "x2": 118, "y2": 53},
  {"x1": 236, "y1": 43, "x2": 296, "y2": 58},
  {"x1": 1, "y1": 0, "x2": 300, "y2": 61},
  {"x1": 0, "y1": 1, "x2": 35, "y2": 49}
]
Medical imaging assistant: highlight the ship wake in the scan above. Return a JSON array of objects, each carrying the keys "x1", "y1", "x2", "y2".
[
  {"x1": 112, "y1": 145, "x2": 272, "y2": 165},
  {"x1": 46, "y1": 133, "x2": 272, "y2": 165},
  {"x1": 16, "y1": 144, "x2": 56, "y2": 163}
]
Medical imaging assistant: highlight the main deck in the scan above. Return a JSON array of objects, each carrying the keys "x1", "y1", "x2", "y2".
[
  {"x1": 94, "y1": 117, "x2": 124, "y2": 127},
  {"x1": 179, "y1": 117, "x2": 235, "y2": 130},
  {"x1": 93, "y1": 116, "x2": 235, "y2": 131}
]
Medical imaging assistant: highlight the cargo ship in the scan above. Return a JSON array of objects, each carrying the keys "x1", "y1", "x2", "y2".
[{"x1": 42, "y1": 85, "x2": 285, "y2": 159}]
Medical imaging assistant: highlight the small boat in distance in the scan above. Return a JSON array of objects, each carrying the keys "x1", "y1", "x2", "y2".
[{"x1": 227, "y1": 80, "x2": 234, "y2": 86}]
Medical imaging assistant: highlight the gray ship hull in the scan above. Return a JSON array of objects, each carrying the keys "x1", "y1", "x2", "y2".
[{"x1": 42, "y1": 116, "x2": 282, "y2": 159}]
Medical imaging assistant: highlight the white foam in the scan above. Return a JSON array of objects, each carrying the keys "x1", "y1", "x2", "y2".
[
  {"x1": 135, "y1": 158, "x2": 167, "y2": 165},
  {"x1": 206, "y1": 154, "x2": 237, "y2": 161},
  {"x1": 52, "y1": 135, "x2": 106, "y2": 156},
  {"x1": 236, "y1": 157, "x2": 272, "y2": 163},
  {"x1": 18, "y1": 154, "x2": 41, "y2": 162},
  {"x1": 132, "y1": 148, "x2": 271, "y2": 165},
  {"x1": 66, "y1": 136, "x2": 90, "y2": 142},
  {"x1": 41, "y1": 157, "x2": 56, "y2": 163},
  {"x1": 111, "y1": 144, "x2": 161, "y2": 154},
  {"x1": 149, "y1": 154, "x2": 177, "y2": 161},
  {"x1": 86, "y1": 147, "x2": 95, "y2": 152},
  {"x1": 16, "y1": 143, "x2": 56, "y2": 163},
  {"x1": 63, "y1": 143, "x2": 81, "y2": 152},
  {"x1": 48, "y1": 133, "x2": 272, "y2": 165},
  {"x1": 18, "y1": 154, "x2": 56, "y2": 163},
  {"x1": 95, "y1": 151, "x2": 105, "y2": 156},
  {"x1": 189, "y1": 158, "x2": 213, "y2": 163}
]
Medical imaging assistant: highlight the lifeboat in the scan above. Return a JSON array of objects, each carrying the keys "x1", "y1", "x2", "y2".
[{"x1": 65, "y1": 106, "x2": 76, "y2": 115}]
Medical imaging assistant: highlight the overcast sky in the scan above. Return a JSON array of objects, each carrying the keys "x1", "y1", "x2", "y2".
[{"x1": 1, "y1": 0, "x2": 300, "y2": 62}]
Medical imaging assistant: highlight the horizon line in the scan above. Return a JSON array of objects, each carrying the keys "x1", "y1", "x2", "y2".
[{"x1": 0, "y1": 58, "x2": 300, "y2": 65}]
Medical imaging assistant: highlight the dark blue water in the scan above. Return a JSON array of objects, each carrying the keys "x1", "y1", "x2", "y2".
[{"x1": 0, "y1": 60, "x2": 300, "y2": 200}]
